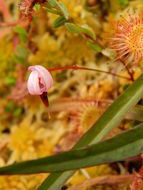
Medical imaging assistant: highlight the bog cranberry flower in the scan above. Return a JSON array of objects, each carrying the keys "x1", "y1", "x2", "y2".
[
  {"x1": 27, "y1": 64, "x2": 130, "y2": 119},
  {"x1": 27, "y1": 65, "x2": 53, "y2": 95},
  {"x1": 110, "y1": 12, "x2": 143, "y2": 66},
  {"x1": 27, "y1": 65, "x2": 129, "y2": 96}
]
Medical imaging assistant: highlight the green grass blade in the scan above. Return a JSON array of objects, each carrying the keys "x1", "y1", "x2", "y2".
[
  {"x1": 0, "y1": 123, "x2": 143, "y2": 174},
  {"x1": 38, "y1": 73, "x2": 143, "y2": 190},
  {"x1": 37, "y1": 172, "x2": 74, "y2": 190}
]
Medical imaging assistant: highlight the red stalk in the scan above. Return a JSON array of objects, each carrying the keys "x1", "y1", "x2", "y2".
[{"x1": 48, "y1": 65, "x2": 131, "y2": 80}]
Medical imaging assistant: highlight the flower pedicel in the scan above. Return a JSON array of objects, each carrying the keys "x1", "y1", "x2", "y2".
[{"x1": 27, "y1": 64, "x2": 131, "y2": 118}]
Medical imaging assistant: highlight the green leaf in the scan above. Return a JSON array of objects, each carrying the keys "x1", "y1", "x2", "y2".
[
  {"x1": 4, "y1": 101, "x2": 14, "y2": 113},
  {"x1": 33, "y1": 3, "x2": 40, "y2": 11},
  {"x1": 38, "y1": 173, "x2": 72, "y2": 190},
  {"x1": 13, "y1": 26, "x2": 27, "y2": 35},
  {"x1": 38, "y1": 73, "x2": 143, "y2": 190},
  {"x1": 14, "y1": 55, "x2": 25, "y2": 65},
  {"x1": 7, "y1": 76, "x2": 16, "y2": 86},
  {"x1": 1, "y1": 123, "x2": 143, "y2": 174},
  {"x1": 16, "y1": 45, "x2": 28, "y2": 58},
  {"x1": 66, "y1": 23, "x2": 95, "y2": 39},
  {"x1": 56, "y1": 1, "x2": 69, "y2": 19},
  {"x1": 88, "y1": 41, "x2": 102, "y2": 52},
  {"x1": 48, "y1": 0, "x2": 57, "y2": 8},
  {"x1": 54, "y1": 16, "x2": 67, "y2": 28},
  {"x1": 13, "y1": 26, "x2": 27, "y2": 43},
  {"x1": 43, "y1": 7, "x2": 61, "y2": 15},
  {"x1": 13, "y1": 107, "x2": 22, "y2": 117}
]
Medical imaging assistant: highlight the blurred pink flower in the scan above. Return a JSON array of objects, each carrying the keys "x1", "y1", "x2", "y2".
[{"x1": 27, "y1": 65, "x2": 53, "y2": 95}]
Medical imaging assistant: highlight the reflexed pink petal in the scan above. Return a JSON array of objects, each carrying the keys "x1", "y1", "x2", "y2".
[
  {"x1": 27, "y1": 71, "x2": 42, "y2": 95},
  {"x1": 27, "y1": 65, "x2": 53, "y2": 95},
  {"x1": 29, "y1": 65, "x2": 53, "y2": 90}
]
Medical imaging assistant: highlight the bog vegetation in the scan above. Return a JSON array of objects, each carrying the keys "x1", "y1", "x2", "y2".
[{"x1": 1, "y1": 0, "x2": 143, "y2": 190}]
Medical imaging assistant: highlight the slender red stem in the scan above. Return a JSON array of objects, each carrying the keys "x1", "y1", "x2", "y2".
[{"x1": 48, "y1": 65, "x2": 131, "y2": 80}]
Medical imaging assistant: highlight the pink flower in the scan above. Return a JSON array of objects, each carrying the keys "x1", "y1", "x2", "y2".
[{"x1": 27, "y1": 65, "x2": 53, "y2": 95}]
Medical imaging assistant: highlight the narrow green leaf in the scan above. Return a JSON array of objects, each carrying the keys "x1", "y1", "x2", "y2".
[
  {"x1": 14, "y1": 26, "x2": 26, "y2": 34},
  {"x1": 66, "y1": 23, "x2": 95, "y2": 39},
  {"x1": 44, "y1": 7, "x2": 61, "y2": 15},
  {"x1": 13, "y1": 26, "x2": 27, "y2": 43},
  {"x1": 88, "y1": 41, "x2": 102, "y2": 52},
  {"x1": 4, "y1": 101, "x2": 14, "y2": 113},
  {"x1": 38, "y1": 73, "x2": 143, "y2": 190},
  {"x1": 14, "y1": 55, "x2": 25, "y2": 65},
  {"x1": 38, "y1": 172, "x2": 74, "y2": 190},
  {"x1": 13, "y1": 107, "x2": 22, "y2": 117},
  {"x1": 48, "y1": 0, "x2": 57, "y2": 8},
  {"x1": 0, "y1": 123, "x2": 143, "y2": 174},
  {"x1": 54, "y1": 16, "x2": 67, "y2": 28},
  {"x1": 16, "y1": 45, "x2": 28, "y2": 58},
  {"x1": 56, "y1": 1, "x2": 69, "y2": 19}
]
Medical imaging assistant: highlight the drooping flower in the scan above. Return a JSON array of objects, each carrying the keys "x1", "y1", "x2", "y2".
[
  {"x1": 110, "y1": 12, "x2": 143, "y2": 66},
  {"x1": 27, "y1": 65, "x2": 53, "y2": 95}
]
